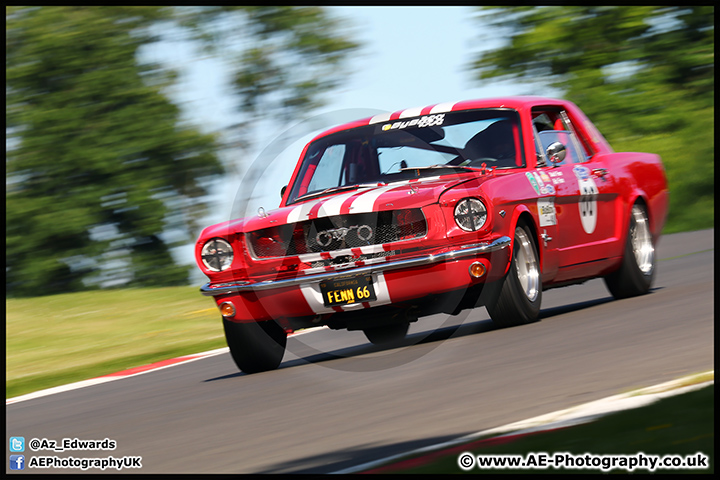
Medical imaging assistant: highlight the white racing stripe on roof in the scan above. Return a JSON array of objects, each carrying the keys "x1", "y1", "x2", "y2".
[
  {"x1": 369, "y1": 103, "x2": 455, "y2": 125},
  {"x1": 369, "y1": 112, "x2": 392, "y2": 124},
  {"x1": 399, "y1": 106, "x2": 424, "y2": 118},
  {"x1": 429, "y1": 101, "x2": 456, "y2": 114}
]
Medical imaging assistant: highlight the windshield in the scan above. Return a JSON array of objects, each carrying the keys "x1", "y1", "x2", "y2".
[{"x1": 287, "y1": 108, "x2": 524, "y2": 204}]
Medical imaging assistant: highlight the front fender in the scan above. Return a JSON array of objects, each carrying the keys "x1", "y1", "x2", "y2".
[{"x1": 501, "y1": 204, "x2": 539, "y2": 278}]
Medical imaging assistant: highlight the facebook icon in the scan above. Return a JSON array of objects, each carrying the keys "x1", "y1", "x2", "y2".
[{"x1": 10, "y1": 455, "x2": 25, "y2": 470}]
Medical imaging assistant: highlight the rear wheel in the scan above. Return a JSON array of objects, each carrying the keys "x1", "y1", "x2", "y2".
[
  {"x1": 604, "y1": 203, "x2": 655, "y2": 299},
  {"x1": 363, "y1": 323, "x2": 409, "y2": 346},
  {"x1": 486, "y1": 221, "x2": 542, "y2": 327},
  {"x1": 223, "y1": 318, "x2": 287, "y2": 374}
]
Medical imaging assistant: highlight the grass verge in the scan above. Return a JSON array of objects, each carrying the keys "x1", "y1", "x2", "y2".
[{"x1": 6, "y1": 286, "x2": 225, "y2": 399}]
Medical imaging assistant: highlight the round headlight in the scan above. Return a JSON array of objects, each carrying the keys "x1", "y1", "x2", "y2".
[
  {"x1": 201, "y1": 238, "x2": 234, "y2": 272},
  {"x1": 454, "y1": 198, "x2": 487, "y2": 232}
]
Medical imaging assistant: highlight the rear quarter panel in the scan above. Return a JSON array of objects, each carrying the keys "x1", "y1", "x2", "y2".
[{"x1": 600, "y1": 152, "x2": 669, "y2": 243}]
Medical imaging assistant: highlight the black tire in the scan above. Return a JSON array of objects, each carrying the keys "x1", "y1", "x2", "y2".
[
  {"x1": 223, "y1": 318, "x2": 287, "y2": 374},
  {"x1": 486, "y1": 221, "x2": 542, "y2": 327},
  {"x1": 604, "y1": 203, "x2": 655, "y2": 299},
  {"x1": 363, "y1": 323, "x2": 409, "y2": 346}
]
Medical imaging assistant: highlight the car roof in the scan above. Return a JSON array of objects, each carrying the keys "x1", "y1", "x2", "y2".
[{"x1": 309, "y1": 96, "x2": 574, "y2": 142}]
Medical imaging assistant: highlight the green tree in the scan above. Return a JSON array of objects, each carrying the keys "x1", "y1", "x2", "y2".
[
  {"x1": 469, "y1": 6, "x2": 714, "y2": 232},
  {"x1": 174, "y1": 6, "x2": 359, "y2": 151},
  {"x1": 6, "y1": 6, "x2": 359, "y2": 296}
]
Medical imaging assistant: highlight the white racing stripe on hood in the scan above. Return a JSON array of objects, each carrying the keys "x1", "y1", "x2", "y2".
[
  {"x1": 317, "y1": 189, "x2": 368, "y2": 218},
  {"x1": 288, "y1": 175, "x2": 446, "y2": 224},
  {"x1": 349, "y1": 184, "x2": 401, "y2": 213},
  {"x1": 287, "y1": 199, "x2": 320, "y2": 223},
  {"x1": 345, "y1": 175, "x2": 444, "y2": 215}
]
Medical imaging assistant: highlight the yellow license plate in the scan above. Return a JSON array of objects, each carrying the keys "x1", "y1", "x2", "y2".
[{"x1": 319, "y1": 275, "x2": 377, "y2": 307}]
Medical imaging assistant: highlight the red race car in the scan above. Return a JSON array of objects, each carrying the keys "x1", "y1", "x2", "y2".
[{"x1": 195, "y1": 97, "x2": 669, "y2": 373}]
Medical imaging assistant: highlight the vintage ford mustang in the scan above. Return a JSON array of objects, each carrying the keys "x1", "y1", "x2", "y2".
[{"x1": 195, "y1": 96, "x2": 669, "y2": 373}]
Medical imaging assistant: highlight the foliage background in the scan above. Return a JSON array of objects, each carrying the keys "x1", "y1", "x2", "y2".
[
  {"x1": 470, "y1": 6, "x2": 714, "y2": 233},
  {"x1": 6, "y1": 6, "x2": 358, "y2": 297},
  {"x1": 6, "y1": 6, "x2": 713, "y2": 299}
]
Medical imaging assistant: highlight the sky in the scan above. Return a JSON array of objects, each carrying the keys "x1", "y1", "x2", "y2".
[
  {"x1": 169, "y1": 7, "x2": 511, "y2": 130},
  {"x1": 150, "y1": 7, "x2": 559, "y2": 278}
]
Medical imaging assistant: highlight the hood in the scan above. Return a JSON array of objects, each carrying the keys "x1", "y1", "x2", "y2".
[{"x1": 201, "y1": 172, "x2": 491, "y2": 238}]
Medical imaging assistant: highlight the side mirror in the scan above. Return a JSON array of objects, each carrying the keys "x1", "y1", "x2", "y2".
[
  {"x1": 280, "y1": 185, "x2": 287, "y2": 198},
  {"x1": 546, "y1": 142, "x2": 567, "y2": 164}
]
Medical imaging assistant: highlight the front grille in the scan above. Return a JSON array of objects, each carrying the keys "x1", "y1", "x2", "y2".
[{"x1": 247, "y1": 210, "x2": 426, "y2": 259}]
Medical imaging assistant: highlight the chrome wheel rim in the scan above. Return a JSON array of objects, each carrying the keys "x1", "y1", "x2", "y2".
[
  {"x1": 631, "y1": 205, "x2": 654, "y2": 275},
  {"x1": 514, "y1": 228, "x2": 540, "y2": 302}
]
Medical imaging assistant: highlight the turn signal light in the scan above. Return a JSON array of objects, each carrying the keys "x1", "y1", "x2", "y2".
[
  {"x1": 219, "y1": 301, "x2": 236, "y2": 318},
  {"x1": 469, "y1": 261, "x2": 486, "y2": 278}
]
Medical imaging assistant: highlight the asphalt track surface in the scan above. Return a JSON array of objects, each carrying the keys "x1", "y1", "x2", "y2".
[{"x1": 6, "y1": 229, "x2": 713, "y2": 474}]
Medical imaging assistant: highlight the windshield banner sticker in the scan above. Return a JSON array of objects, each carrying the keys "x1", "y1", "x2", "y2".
[{"x1": 381, "y1": 114, "x2": 445, "y2": 131}]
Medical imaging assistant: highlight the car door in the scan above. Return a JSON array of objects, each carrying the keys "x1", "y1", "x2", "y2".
[{"x1": 533, "y1": 110, "x2": 618, "y2": 273}]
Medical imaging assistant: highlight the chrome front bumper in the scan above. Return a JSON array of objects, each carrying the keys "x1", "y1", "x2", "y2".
[{"x1": 200, "y1": 236, "x2": 511, "y2": 297}]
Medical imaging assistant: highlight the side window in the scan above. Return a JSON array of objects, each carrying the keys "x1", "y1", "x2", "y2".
[
  {"x1": 537, "y1": 131, "x2": 584, "y2": 165},
  {"x1": 532, "y1": 109, "x2": 589, "y2": 165}
]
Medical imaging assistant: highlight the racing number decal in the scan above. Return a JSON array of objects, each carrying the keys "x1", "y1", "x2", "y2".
[
  {"x1": 579, "y1": 179, "x2": 599, "y2": 234},
  {"x1": 573, "y1": 166, "x2": 598, "y2": 234}
]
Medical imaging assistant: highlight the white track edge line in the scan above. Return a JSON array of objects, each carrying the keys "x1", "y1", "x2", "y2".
[
  {"x1": 6, "y1": 326, "x2": 329, "y2": 405},
  {"x1": 330, "y1": 372, "x2": 714, "y2": 474}
]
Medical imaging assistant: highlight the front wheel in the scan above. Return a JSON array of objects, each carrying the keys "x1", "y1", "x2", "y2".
[
  {"x1": 486, "y1": 221, "x2": 542, "y2": 327},
  {"x1": 223, "y1": 318, "x2": 287, "y2": 374},
  {"x1": 604, "y1": 203, "x2": 655, "y2": 299}
]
